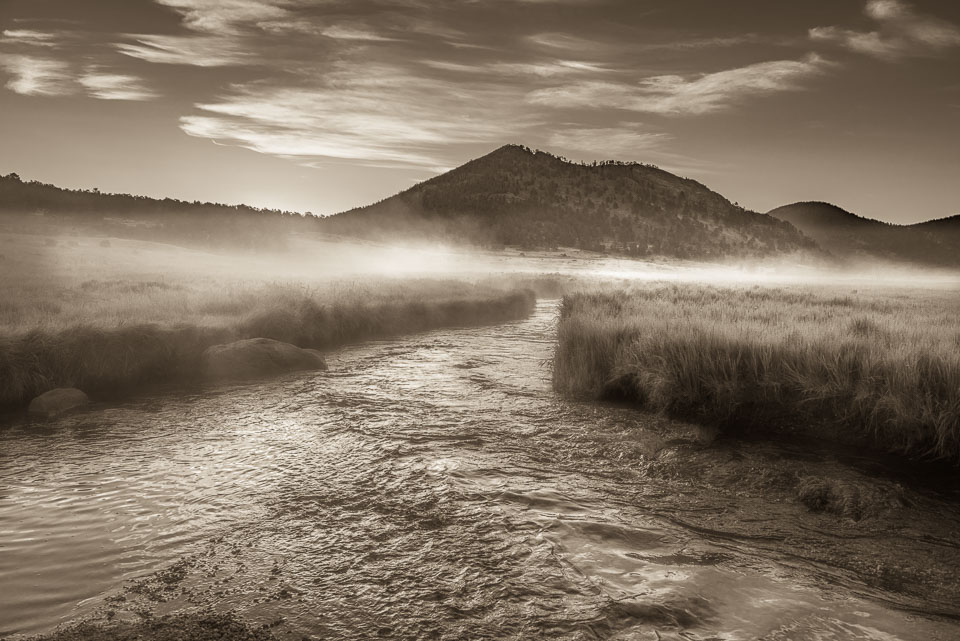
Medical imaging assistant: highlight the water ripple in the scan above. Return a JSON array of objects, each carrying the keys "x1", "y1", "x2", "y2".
[{"x1": 2, "y1": 301, "x2": 959, "y2": 640}]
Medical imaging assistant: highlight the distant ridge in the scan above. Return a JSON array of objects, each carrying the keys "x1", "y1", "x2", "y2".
[
  {"x1": 0, "y1": 172, "x2": 312, "y2": 250},
  {"x1": 767, "y1": 201, "x2": 885, "y2": 230},
  {"x1": 768, "y1": 201, "x2": 960, "y2": 267},
  {"x1": 912, "y1": 213, "x2": 960, "y2": 230},
  {"x1": 322, "y1": 144, "x2": 817, "y2": 260}
]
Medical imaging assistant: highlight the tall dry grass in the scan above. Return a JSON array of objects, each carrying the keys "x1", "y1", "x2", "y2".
[
  {"x1": 553, "y1": 283, "x2": 960, "y2": 461},
  {"x1": 0, "y1": 281, "x2": 539, "y2": 409},
  {"x1": 0, "y1": 231, "x2": 543, "y2": 409},
  {"x1": 0, "y1": 285, "x2": 536, "y2": 409}
]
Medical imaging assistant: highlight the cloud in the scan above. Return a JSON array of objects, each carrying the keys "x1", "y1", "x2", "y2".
[
  {"x1": 810, "y1": 0, "x2": 960, "y2": 59},
  {"x1": 421, "y1": 58, "x2": 610, "y2": 78},
  {"x1": 321, "y1": 25, "x2": 400, "y2": 42},
  {"x1": 527, "y1": 32, "x2": 617, "y2": 55},
  {"x1": 0, "y1": 0, "x2": 824, "y2": 169},
  {"x1": 180, "y1": 62, "x2": 537, "y2": 169},
  {"x1": 0, "y1": 54, "x2": 73, "y2": 96},
  {"x1": 527, "y1": 31, "x2": 781, "y2": 57},
  {"x1": 1, "y1": 29, "x2": 58, "y2": 47},
  {"x1": 79, "y1": 68, "x2": 158, "y2": 100},
  {"x1": 548, "y1": 124, "x2": 720, "y2": 174},
  {"x1": 809, "y1": 27, "x2": 906, "y2": 58},
  {"x1": 117, "y1": 34, "x2": 253, "y2": 66},
  {"x1": 0, "y1": 54, "x2": 157, "y2": 100},
  {"x1": 527, "y1": 54, "x2": 830, "y2": 116},
  {"x1": 154, "y1": 0, "x2": 292, "y2": 35},
  {"x1": 494, "y1": 60, "x2": 610, "y2": 77},
  {"x1": 865, "y1": 0, "x2": 905, "y2": 20},
  {"x1": 115, "y1": 0, "x2": 304, "y2": 66},
  {"x1": 549, "y1": 125, "x2": 670, "y2": 157}
]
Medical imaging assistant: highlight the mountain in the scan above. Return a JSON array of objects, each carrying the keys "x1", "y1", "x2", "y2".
[
  {"x1": 768, "y1": 202, "x2": 960, "y2": 267},
  {"x1": 912, "y1": 214, "x2": 960, "y2": 232},
  {"x1": 321, "y1": 145, "x2": 817, "y2": 260},
  {"x1": 767, "y1": 201, "x2": 883, "y2": 231},
  {"x1": 0, "y1": 172, "x2": 311, "y2": 250}
]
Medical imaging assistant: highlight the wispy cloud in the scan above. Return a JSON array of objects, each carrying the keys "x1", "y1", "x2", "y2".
[
  {"x1": 0, "y1": 53, "x2": 157, "y2": 100},
  {"x1": 117, "y1": 34, "x2": 253, "y2": 66},
  {"x1": 123, "y1": 0, "x2": 835, "y2": 169},
  {"x1": 321, "y1": 25, "x2": 400, "y2": 42},
  {"x1": 79, "y1": 68, "x2": 158, "y2": 100},
  {"x1": 0, "y1": 0, "x2": 870, "y2": 171},
  {"x1": 549, "y1": 125, "x2": 670, "y2": 157},
  {"x1": 115, "y1": 0, "x2": 302, "y2": 66},
  {"x1": 0, "y1": 54, "x2": 73, "y2": 96},
  {"x1": 548, "y1": 124, "x2": 722, "y2": 176},
  {"x1": 527, "y1": 31, "x2": 784, "y2": 57},
  {"x1": 154, "y1": 0, "x2": 292, "y2": 35},
  {"x1": 1, "y1": 29, "x2": 58, "y2": 47},
  {"x1": 180, "y1": 62, "x2": 536, "y2": 169},
  {"x1": 421, "y1": 58, "x2": 610, "y2": 78},
  {"x1": 526, "y1": 32, "x2": 620, "y2": 56},
  {"x1": 642, "y1": 34, "x2": 781, "y2": 51},
  {"x1": 810, "y1": 0, "x2": 960, "y2": 59},
  {"x1": 527, "y1": 54, "x2": 830, "y2": 116}
]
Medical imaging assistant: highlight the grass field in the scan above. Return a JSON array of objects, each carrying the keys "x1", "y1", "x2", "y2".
[
  {"x1": 0, "y1": 231, "x2": 541, "y2": 410},
  {"x1": 553, "y1": 283, "x2": 960, "y2": 461}
]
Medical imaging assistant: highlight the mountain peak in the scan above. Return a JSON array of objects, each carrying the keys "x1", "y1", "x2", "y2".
[
  {"x1": 473, "y1": 144, "x2": 570, "y2": 167},
  {"x1": 489, "y1": 143, "x2": 536, "y2": 156},
  {"x1": 322, "y1": 145, "x2": 814, "y2": 259}
]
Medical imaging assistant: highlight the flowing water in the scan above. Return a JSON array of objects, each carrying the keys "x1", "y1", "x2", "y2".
[{"x1": 2, "y1": 300, "x2": 960, "y2": 640}]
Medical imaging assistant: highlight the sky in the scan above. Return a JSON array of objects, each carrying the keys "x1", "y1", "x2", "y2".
[{"x1": 0, "y1": 0, "x2": 958, "y2": 223}]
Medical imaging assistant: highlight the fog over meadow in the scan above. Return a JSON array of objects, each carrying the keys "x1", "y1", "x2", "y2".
[{"x1": 2, "y1": 0, "x2": 960, "y2": 639}]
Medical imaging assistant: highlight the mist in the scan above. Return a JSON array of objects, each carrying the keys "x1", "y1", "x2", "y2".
[{"x1": 4, "y1": 0, "x2": 960, "y2": 636}]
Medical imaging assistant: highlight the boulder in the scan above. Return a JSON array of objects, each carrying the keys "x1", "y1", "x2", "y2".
[
  {"x1": 28, "y1": 388, "x2": 89, "y2": 418},
  {"x1": 201, "y1": 337, "x2": 327, "y2": 381}
]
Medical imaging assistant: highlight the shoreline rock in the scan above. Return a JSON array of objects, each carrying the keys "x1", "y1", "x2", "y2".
[
  {"x1": 28, "y1": 388, "x2": 89, "y2": 418},
  {"x1": 201, "y1": 337, "x2": 327, "y2": 381}
]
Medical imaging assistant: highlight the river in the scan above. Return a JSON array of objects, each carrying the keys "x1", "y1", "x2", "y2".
[{"x1": 2, "y1": 300, "x2": 959, "y2": 640}]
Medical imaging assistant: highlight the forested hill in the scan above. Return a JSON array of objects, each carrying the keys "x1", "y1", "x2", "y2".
[
  {"x1": 769, "y1": 201, "x2": 960, "y2": 267},
  {"x1": 321, "y1": 145, "x2": 818, "y2": 260},
  {"x1": 0, "y1": 172, "x2": 313, "y2": 250}
]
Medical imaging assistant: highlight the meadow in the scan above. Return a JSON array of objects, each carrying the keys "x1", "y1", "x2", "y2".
[
  {"x1": 0, "y1": 230, "x2": 542, "y2": 410},
  {"x1": 553, "y1": 283, "x2": 960, "y2": 461}
]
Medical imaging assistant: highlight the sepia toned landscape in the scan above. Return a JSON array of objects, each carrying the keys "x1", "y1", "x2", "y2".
[{"x1": 2, "y1": 1, "x2": 960, "y2": 640}]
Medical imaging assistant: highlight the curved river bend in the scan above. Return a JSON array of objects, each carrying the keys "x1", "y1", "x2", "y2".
[{"x1": 2, "y1": 301, "x2": 960, "y2": 640}]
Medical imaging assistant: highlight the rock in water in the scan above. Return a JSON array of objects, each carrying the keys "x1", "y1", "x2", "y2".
[
  {"x1": 202, "y1": 338, "x2": 327, "y2": 381},
  {"x1": 28, "y1": 388, "x2": 90, "y2": 417}
]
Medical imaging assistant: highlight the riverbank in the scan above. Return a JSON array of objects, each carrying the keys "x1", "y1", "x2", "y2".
[
  {"x1": 0, "y1": 285, "x2": 536, "y2": 411},
  {"x1": 553, "y1": 282, "x2": 960, "y2": 462},
  {"x1": 0, "y1": 230, "x2": 582, "y2": 412}
]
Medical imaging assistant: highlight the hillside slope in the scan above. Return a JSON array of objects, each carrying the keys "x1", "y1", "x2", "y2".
[
  {"x1": 322, "y1": 145, "x2": 817, "y2": 260},
  {"x1": 768, "y1": 201, "x2": 960, "y2": 267}
]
